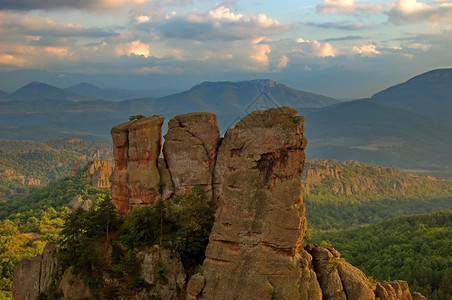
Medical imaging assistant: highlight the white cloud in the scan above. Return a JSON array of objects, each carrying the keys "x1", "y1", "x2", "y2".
[
  {"x1": 277, "y1": 55, "x2": 289, "y2": 69},
  {"x1": 156, "y1": 5, "x2": 289, "y2": 41},
  {"x1": 351, "y1": 44, "x2": 380, "y2": 56},
  {"x1": 387, "y1": 0, "x2": 452, "y2": 22},
  {"x1": 115, "y1": 40, "x2": 151, "y2": 57},
  {"x1": 316, "y1": 0, "x2": 383, "y2": 14},
  {"x1": 312, "y1": 40, "x2": 336, "y2": 57}
]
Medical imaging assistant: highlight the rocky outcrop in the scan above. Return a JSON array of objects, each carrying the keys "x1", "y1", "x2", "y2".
[
  {"x1": 69, "y1": 194, "x2": 93, "y2": 211},
  {"x1": 163, "y1": 112, "x2": 219, "y2": 198},
  {"x1": 199, "y1": 107, "x2": 309, "y2": 299},
  {"x1": 310, "y1": 246, "x2": 374, "y2": 300},
  {"x1": 11, "y1": 242, "x2": 57, "y2": 300},
  {"x1": 110, "y1": 116, "x2": 166, "y2": 214},
  {"x1": 88, "y1": 159, "x2": 112, "y2": 188},
  {"x1": 70, "y1": 159, "x2": 81, "y2": 176},
  {"x1": 14, "y1": 107, "x2": 428, "y2": 300},
  {"x1": 138, "y1": 245, "x2": 186, "y2": 299}
]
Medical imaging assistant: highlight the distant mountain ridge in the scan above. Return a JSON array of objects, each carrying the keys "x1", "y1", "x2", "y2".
[
  {"x1": 0, "y1": 69, "x2": 451, "y2": 177},
  {"x1": 5, "y1": 82, "x2": 92, "y2": 102}
]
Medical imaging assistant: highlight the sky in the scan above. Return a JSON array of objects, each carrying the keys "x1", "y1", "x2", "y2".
[{"x1": 0, "y1": 0, "x2": 451, "y2": 98}]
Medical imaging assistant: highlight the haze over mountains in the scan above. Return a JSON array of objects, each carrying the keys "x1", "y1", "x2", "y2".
[{"x1": 1, "y1": 68, "x2": 451, "y2": 177}]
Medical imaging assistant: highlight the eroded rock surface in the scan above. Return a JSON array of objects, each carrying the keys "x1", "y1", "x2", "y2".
[
  {"x1": 200, "y1": 107, "x2": 308, "y2": 299},
  {"x1": 12, "y1": 242, "x2": 57, "y2": 300},
  {"x1": 163, "y1": 112, "x2": 219, "y2": 198},
  {"x1": 110, "y1": 116, "x2": 165, "y2": 213}
]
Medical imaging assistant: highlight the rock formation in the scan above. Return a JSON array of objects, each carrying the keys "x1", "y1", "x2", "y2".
[
  {"x1": 13, "y1": 107, "x2": 428, "y2": 300},
  {"x1": 12, "y1": 242, "x2": 57, "y2": 300},
  {"x1": 163, "y1": 112, "x2": 219, "y2": 198},
  {"x1": 88, "y1": 159, "x2": 112, "y2": 188},
  {"x1": 199, "y1": 107, "x2": 309, "y2": 299},
  {"x1": 69, "y1": 194, "x2": 93, "y2": 211},
  {"x1": 110, "y1": 116, "x2": 166, "y2": 213}
]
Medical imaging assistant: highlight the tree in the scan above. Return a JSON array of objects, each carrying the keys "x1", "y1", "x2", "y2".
[{"x1": 129, "y1": 115, "x2": 145, "y2": 121}]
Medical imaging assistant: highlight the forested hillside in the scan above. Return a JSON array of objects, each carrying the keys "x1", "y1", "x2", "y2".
[
  {"x1": 313, "y1": 211, "x2": 452, "y2": 300},
  {"x1": 0, "y1": 165, "x2": 110, "y2": 298},
  {"x1": 303, "y1": 160, "x2": 452, "y2": 230},
  {"x1": 0, "y1": 138, "x2": 111, "y2": 202}
]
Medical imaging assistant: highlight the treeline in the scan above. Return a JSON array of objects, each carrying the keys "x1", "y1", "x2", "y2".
[{"x1": 313, "y1": 210, "x2": 452, "y2": 300}]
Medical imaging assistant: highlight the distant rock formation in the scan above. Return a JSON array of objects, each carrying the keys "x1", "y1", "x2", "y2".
[
  {"x1": 88, "y1": 159, "x2": 112, "y2": 188},
  {"x1": 69, "y1": 195, "x2": 93, "y2": 211}
]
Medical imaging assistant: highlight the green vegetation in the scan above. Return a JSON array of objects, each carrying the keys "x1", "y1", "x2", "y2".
[
  {"x1": 304, "y1": 160, "x2": 452, "y2": 230},
  {"x1": 314, "y1": 211, "x2": 452, "y2": 300},
  {"x1": 51, "y1": 185, "x2": 215, "y2": 296},
  {"x1": 129, "y1": 114, "x2": 146, "y2": 121},
  {"x1": 0, "y1": 138, "x2": 111, "y2": 202},
  {"x1": 0, "y1": 165, "x2": 110, "y2": 296}
]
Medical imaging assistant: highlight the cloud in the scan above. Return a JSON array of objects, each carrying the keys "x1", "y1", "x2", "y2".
[
  {"x1": 277, "y1": 55, "x2": 289, "y2": 69},
  {"x1": 155, "y1": 5, "x2": 289, "y2": 41},
  {"x1": 387, "y1": 0, "x2": 452, "y2": 22},
  {"x1": 351, "y1": 44, "x2": 380, "y2": 56},
  {"x1": 0, "y1": 13, "x2": 118, "y2": 39},
  {"x1": 324, "y1": 35, "x2": 364, "y2": 42},
  {"x1": 0, "y1": 0, "x2": 145, "y2": 11},
  {"x1": 305, "y1": 21, "x2": 377, "y2": 31},
  {"x1": 316, "y1": 0, "x2": 383, "y2": 14},
  {"x1": 115, "y1": 40, "x2": 151, "y2": 57}
]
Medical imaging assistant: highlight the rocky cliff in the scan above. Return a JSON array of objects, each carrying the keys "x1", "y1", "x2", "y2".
[{"x1": 12, "y1": 107, "x2": 427, "y2": 299}]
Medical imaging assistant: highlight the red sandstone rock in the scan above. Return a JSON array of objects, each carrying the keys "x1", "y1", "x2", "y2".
[
  {"x1": 163, "y1": 112, "x2": 219, "y2": 198},
  {"x1": 200, "y1": 107, "x2": 309, "y2": 300},
  {"x1": 110, "y1": 116, "x2": 165, "y2": 214}
]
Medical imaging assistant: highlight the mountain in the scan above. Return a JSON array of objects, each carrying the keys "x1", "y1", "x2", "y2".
[
  {"x1": 0, "y1": 79, "x2": 338, "y2": 140},
  {"x1": 64, "y1": 83, "x2": 180, "y2": 101},
  {"x1": 302, "y1": 69, "x2": 452, "y2": 178},
  {"x1": 370, "y1": 68, "x2": 452, "y2": 124},
  {"x1": 4, "y1": 82, "x2": 91, "y2": 102},
  {"x1": 121, "y1": 79, "x2": 339, "y2": 129},
  {"x1": 0, "y1": 90, "x2": 9, "y2": 99}
]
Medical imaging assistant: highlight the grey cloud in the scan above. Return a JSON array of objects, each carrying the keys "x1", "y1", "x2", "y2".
[
  {"x1": 152, "y1": 11, "x2": 289, "y2": 41},
  {"x1": 323, "y1": 35, "x2": 364, "y2": 42},
  {"x1": 0, "y1": 0, "x2": 113, "y2": 10},
  {"x1": 387, "y1": 2, "x2": 452, "y2": 23},
  {"x1": 304, "y1": 21, "x2": 377, "y2": 31}
]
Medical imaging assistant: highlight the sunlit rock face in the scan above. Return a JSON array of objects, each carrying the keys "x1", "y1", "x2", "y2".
[{"x1": 200, "y1": 107, "x2": 310, "y2": 300}]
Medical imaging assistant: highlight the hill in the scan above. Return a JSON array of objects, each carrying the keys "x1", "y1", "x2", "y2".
[
  {"x1": 370, "y1": 68, "x2": 452, "y2": 124},
  {"x1": 0, "y1": 79, "x2": 338, "y2": 140},
  {"x1": 313, "y1": 210, "x2": 452, "y2": 300},
  {"x1": 3, "y1": 82, "x2": 91, "y2": 102},
  {"x1": 0, "y1": 138, "x2": 112, "y2": 202},
  {"x1": 304, "y1": 98, "x2": 452, "y2": 177},
  {"x1": 303, "y1": 160, "x2": 452, "y2": 230}
]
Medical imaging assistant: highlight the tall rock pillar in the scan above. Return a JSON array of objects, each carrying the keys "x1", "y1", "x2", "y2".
[
  {"x1": 110, "y1": 116, "x2": 166, "y2": 214},
  {"x1": 163, "y1": 112, "x2": 220, "y2": 198},
  {"x1": 200, "y1": 107, "x2": 309, "y2": 299}
]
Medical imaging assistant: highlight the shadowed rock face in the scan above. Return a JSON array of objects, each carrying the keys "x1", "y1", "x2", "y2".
[{"x1": 200, "y1": 107, "x2": 309, "y2": 300}]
